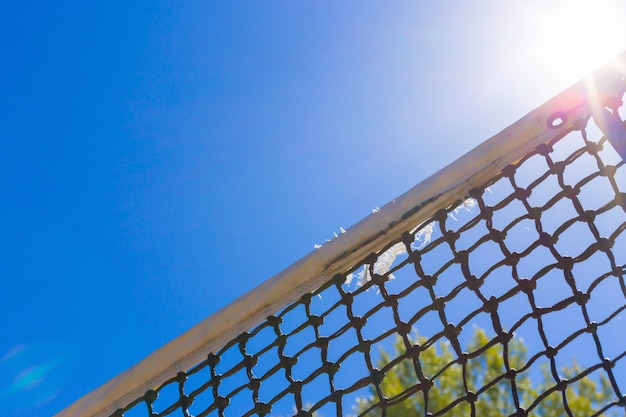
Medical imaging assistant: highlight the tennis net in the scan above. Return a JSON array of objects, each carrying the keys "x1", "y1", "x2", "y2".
[{"x1": 56, "y1": 53, "x2": 626, "y2": 417}]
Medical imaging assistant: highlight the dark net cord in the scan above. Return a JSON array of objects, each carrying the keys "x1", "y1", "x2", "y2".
[{"x1": 112, "y1": 112, "x2": 626, "y2": 417}]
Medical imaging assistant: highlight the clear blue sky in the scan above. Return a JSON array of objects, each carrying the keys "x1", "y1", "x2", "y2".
[{"x1": 1, "y1": 2, "x2": 624, "y2": 416}]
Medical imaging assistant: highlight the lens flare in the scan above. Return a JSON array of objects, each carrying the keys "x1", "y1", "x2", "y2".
[
  {"x1": 0, "y1": 342, "x2": 72, "y2": 416},
  {"x1": 526, "y1": 1, "x2": 626, "y2": 81}
]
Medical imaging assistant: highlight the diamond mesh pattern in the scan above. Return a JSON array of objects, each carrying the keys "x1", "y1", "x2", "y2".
[{"x1": 114, "y1": 115, "x2": 625, "y2": 417}]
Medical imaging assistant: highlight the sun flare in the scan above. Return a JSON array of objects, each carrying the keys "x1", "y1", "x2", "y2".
[{"x1": 528, "y1": 1, "x2": 626, "y2": 81}]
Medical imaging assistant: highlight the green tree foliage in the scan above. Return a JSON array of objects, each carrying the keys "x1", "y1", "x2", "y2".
[{"x1": 354, "y1": 328, "x2": 618, "y2": 416}]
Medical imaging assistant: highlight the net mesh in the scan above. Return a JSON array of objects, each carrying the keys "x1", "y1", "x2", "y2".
[{"x1": 113, "y1": 112, "x2": 625, "y2": 416}]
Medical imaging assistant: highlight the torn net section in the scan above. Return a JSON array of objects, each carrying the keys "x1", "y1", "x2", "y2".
[{"x1": 115, "y1": 116, "x2": 626, "y2": 417}]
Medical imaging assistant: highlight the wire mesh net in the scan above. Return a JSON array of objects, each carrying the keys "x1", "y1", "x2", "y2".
[{"x1": 111, "y1": 110, "x2": 625, "y2": 417}]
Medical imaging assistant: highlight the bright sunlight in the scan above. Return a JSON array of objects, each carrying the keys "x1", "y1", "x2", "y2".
[{"x1": 526, "y1": 1, "x2": 625, "y2": 81}]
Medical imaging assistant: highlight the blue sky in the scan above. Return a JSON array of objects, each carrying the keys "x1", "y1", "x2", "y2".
[{"x1": 1, "y1": 2, "x2": 625, "y2": 416}]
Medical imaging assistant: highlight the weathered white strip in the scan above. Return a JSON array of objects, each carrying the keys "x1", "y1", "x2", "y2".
[{"x1": 55, "y1": 52, "x2": 626, "y2": 417}]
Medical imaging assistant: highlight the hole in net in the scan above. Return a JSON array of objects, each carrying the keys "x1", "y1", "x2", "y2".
[
  {"x1": 538, "y1": 198, "x2": 580, "y2": 236},
  {"x1": 291, "y1": 344, "x2": 321, "y2": 381},
  {"x1": 481, "y1": 179, "x2": 515, "y2": 208},
  {"x1": 586, "y1": 273, "x2": 626, "y2": 323},
  {"x1": 442, "y1": 287, "x2": 482, "y2": 327},
  {"x1": 318, "y1": 303, "x2": 349, "y2": 338},
  {"x1": 594, "y1": 314, "x2": 626, "y2": 359},
  {"x1": 525, "y1": 174, "x2": 562, "y2": 208},
  {"x1": 453, "y1": 219, "x2": 487, "y2": 252},
  {"x1": 334, "y1": 350, "x2": 370, "y2": 391},
  {"x1": 283, "y1": 325, "x2": 316, "y2": 358},
  {"x1": 510, "y1": 318, "x2": 543, "y2": 366},
  {"x1": 246, "y1": 325, "x2": 279, "y2": 357},
  {"x1": 466, "y1": 340, "x2": 506, "y2": 383},
  {"x1": 188, "y1": 385, "x2": 217, "y2": 416},
  {"x1": 431, "y1": 363, "x2": 473, "y2": 411},
  {"x1": 343, "y1": 383, "x2": 376, "y2": 416},
  {"x1": 490, "y1": 199, "x2": 528, "y2": 232},
  {"x1": 369, "y1": 332, "x2": 407, "y2": 370},
  {"x1": 215, "y1": 344, "x2": 244, "y2": 378},
  {"x1": 326, "y1": 328, "x2": 360, "y2": 363},
  {"x1": 526, "y1": 354, "x2": 551, "y2": 384},
  {"x1": 541, "y1": 304, "x2": 587, "y2": 349},
  {"x1": 445, "y1": 199, "x2": 480, "y2": 232},
  {"x1": 550, "y1": 129, "x2": 584, "y2": 162},
  {"x1": 516, "y1": 246, "x2": 555, "y2": 281},
  {"x1": 411, "y1": 309, "x2": 444, "y2": 343},
  {"x1": 202, "y1": 408, "x2": 220, "y2": 417},
  {"x1": 383, "y1": 261, "x2": 422, "y2": 295},
  {"x1": 570, "y1": 251, "x2": 612, "y2": 293},
  {"x1": 497, "y1": 291, "x2": 534, "y2": 334},
  {"x1": 360, "y1": 304, "x2": 397, "y2": 342},
  {"x1": 152, "y1": 381, "x2": 180, "y2": 415},
  {"x1": 186, "y1": 363, "x2": 213, "y2": 399},
  {"x1": 257, "y1": 368, "x2": 290, "y2": 405},
  {"x1": 512, "y1": 367, "x2": 539, "y2": 411},
  {"x1": 598, "y1": 138, "x2": 626, "y2": 165},
  {"x1": 553, "y1": 332, "x2": 599, "y2": 375},
  {"x1": 217, "y1": 366, "x2": 250, "y2": 400},
  {"x1": 222, "y1": 384, "x2": 255, "y2": 416},
  {"x1": 419, "y1": 242, "x2": 454, "y2": 276},
  {"x1": 395, "y1": 284, "x2": 432, "y2": 324},
  {"x1": 502, "y1": 218, "x2": 538, "y2": 254},
  {"x1": 526, "y1": 361, "x2": 568, "y2": 413},
  {"x1": 553, "y1": 221, "x2": 597, "y2": 258},
  {"x1": 467, "y1": 240, "x2": 505, "y2": 278},
  {"x1": 514, "y1": 153, "x2": 550, "y2": 190},
  {"x1": 533, "y1": 268, "x2": 573, "y2": 308},
  {"x1": 299, "y1": 373, "x2": 330, "y2": 411},
  {"x1": 379, "y1": 356, "x2": 420, "y2": 397},
  {"x1": 480, "y1": 264, "x2": 518, "y2": 299},
  {"x1": 432, "y1": 263, "x2": 465, "y2": 296},
  {"x1": 254, "y1": 345, "x2": 280, "y2": 379},
  {"x1": 577, "y1": 175, "x2": 617, "y2": 211},
  {"x1": 308, "y1": 286, "x2": 342, "y2": 317},
  {"x1": 474, "y1": 376, "x2": 517, "y2": 415},
  {"x1": 563, "y1": 368, "x2": 617, "y2": 415},
  {"x1": 562, "y1": 151, "x2": 601, "y2": 187},
  {"x1": 592, "y1": 205, "x2": 626, "y2": 241},
  {"x1": 119, "y1": 402, "x2": 150, "y2": 417},
  {"x1": 349, "y1": 286, "x2": 386, "y2": 318},
  {"x1": 457, "y1": 314, "x2": 494, "y2": 352},
  {"x1": 269, "y1": 393, "x2": 301, "y2": 417},
  {"x1": 280, "y1": 304, "x2": 310, "y2": 336},
  {"x1": 311, "y1": 400, "x2": 338, "y2": 417}
]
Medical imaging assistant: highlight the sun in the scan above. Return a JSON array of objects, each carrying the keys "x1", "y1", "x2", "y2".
[{"x1": 527, "y1": 1, "x2": 626, "y2": 82}]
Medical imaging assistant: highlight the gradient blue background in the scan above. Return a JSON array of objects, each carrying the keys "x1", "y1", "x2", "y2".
[{"x1": 1, "y1": 2, "x2": 625, "y2": 416}]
